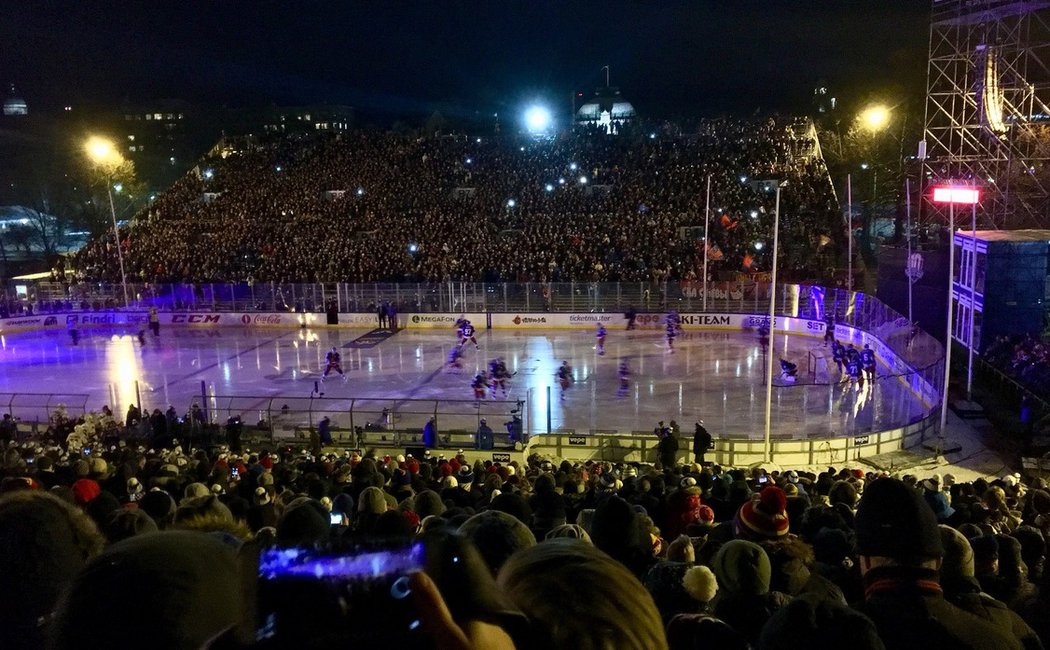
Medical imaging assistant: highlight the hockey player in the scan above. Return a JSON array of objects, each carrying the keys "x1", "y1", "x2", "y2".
[
  {"x1": 617, "y1": 361, "x2": 631, "y2": 397},
  {"x1": 596, "y1": 323, "x2": 607, "y2": 356},
  {"x1": 860, "y1": 344, "x2": 877, "y2": 382},
  {"x1": 556, "y1": 361, "x2": 573, "y2": 400},
  {"x1": 666, "y1": 321, "x2": 678, "y2": 353},
  {"x1": 667, "y1": 310, "x2": 683, "y2": 333},
  {"x1": 845, "y1": 343, "x2": 860, "y2": 367},
  {"x1": 757, "y1": 322, "x2": 770, "y2": 352},
  {"x1": 845, "y1": 353, "x2": 864, "y2": 387},
  {"x1": 780, "y1": 358, "x2": 799, "y2": 382},
  {"x1": 488, "y1": 357, "x2": 510, "y2": 397},
  {"x1": 625, "y1": 306, "x2": 637, "y2": 331},
  {"x1": 322, "y1": 347, "x2": 346, "y2": 381},
  {"x1": 831, "y1": 339, "x2": 846, "y2": 376},
  {"x1": 458, "y1": 320, "x2": 479, "y2": 350},
  {"x1": 823, "y1": 313, "x2": 835, "y2": 347},
  {"x1": 447, "y1": 346, "x2": 464, "y2": 373},
  {"x1": 471, "y1": 371, "x2": 490, "y2": 401}
]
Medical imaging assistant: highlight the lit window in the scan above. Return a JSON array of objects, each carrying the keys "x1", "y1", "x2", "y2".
[
  {"x1": 178, "y1": 113, "x2": 184, "y2": 120},
  {"x1": 154, "y1": 113, "x2": 162, "y2": 120},
  {"x1": 166, "y1": 113, "x2": 174, "y2": 120},
  {"x1": 128, "y1": 146, "x2": 137, "y2": 152},
  {"x1": 145, "y1": 114, "x2": 152, "y2": 120},
  {"x1": 127, "y1": 135, "x2": 135, "y2": 141}
]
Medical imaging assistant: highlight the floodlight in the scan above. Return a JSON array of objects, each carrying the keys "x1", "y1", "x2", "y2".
[
  {"x1": 523, "y1": 106, "x2": 552, "y2": 133},
  {"x1": 507, "y1": 199, "x2": 516, "y2": 207},
  {"x1": 85, "y1": 136, "x2": 118, "y2": 165},
  {"x1": 859, "y1": 104, "x2": 890, "y2": 132}
]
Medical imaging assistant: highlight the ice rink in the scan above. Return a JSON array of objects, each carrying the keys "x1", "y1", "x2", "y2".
[{"x1": 0, "y1": 323, "x2": 929, "y2": 440}]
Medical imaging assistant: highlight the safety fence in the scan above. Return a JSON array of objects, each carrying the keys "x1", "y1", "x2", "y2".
[
  {"x1": 195, "y1": 394, "x2": 526, "y2": 451},
  {"x1": 0, "y1": 281, "x2": 947, "y2": 452}
]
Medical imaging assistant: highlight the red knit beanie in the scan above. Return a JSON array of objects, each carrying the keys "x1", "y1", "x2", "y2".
[
  {"x1": 734, "y1": 486, "x2": 789, "y2": 539},
  {"x1": 72, "y1": 479, "x2": 102, "y2": 506}
]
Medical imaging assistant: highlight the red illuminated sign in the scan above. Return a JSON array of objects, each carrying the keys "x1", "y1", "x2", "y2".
[{"x1": 932, "y1": 186, "x2": 980, "y2": 204}]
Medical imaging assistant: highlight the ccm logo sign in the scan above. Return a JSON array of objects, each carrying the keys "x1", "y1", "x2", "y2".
[
  {"x1": 491, "y1": 452, "x2": 511, "y2": 463},
  {"x1": 171, "y1": 314, "x2": 220, "y2": 324},
  {"x1": 568, "y1": 436, "x2": 587, "y2": 446}
]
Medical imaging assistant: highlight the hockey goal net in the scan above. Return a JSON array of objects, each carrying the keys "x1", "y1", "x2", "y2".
[{"x1": 807, "y1": 348, "x2": 833, "y2": 383}]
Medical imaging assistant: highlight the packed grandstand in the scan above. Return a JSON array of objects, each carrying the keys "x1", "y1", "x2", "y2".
[
  {"x1": 72, "y1": 118, "x2": 840, "y2": 285},
  {"x1": 0, "y1": 409, "x2": 1045, "y2": 650}
]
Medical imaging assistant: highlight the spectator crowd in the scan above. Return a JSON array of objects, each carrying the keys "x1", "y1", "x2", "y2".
[
  {"x1": 73, "y1": 119, "x2": 839, "y2": 286},
  {"x1": 0, "y1": 405, "x2": 1048, "y2": 649},
  {"x1": 985, "y1": 334, "x2": 1050, "y2": 403}
]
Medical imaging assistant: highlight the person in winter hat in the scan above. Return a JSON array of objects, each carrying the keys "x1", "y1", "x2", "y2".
[
  {"x1": 937, "y1": 525, "x2": 1041, "y2": 650},
  {"x1": 50, "y1": 531, "x2": 245, "y2": 650},
  {"x1": 853, "y1": 477, "x2": 1018, "y2": 650},
  {"x1": 138, "y1": 489, "x2": 176, "y2": 529},
  {"x1": 125, "y1": 477, "x2": 144, "y2": 504},
  {"x1": 277, "y1": 497, "x2": 331, "y2": 548},
  {"x1": 665, "y1": 482, "x2": 704, "y2": 540},
  {"x1": 459, "y1": 510, "x2": 537, "y2": 576},
  {"x1": 709, "y1": 539, "x2": 790, "y2": 645},
  {"x1": 247, "y1": 487, "x2": 277, "y2": 532},
  {"x1": 734, "y1": 486, "x2": 789, "y2": 541},
  {"x1": 71, "y1": 478, "x2": 101, "y2": 507},
  {"x1": 0, "y1": 491, "x2": 105, "y2": 650}
]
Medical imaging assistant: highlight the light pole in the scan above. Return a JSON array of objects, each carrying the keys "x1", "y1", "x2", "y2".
[
  {"x1": 931, "y1": 185, "x2": 981, "y2": 437},
  {"x1": 763, "y1": 181, "x2": 787, "y2": 464},
  {"x1": 848, "y1": 105, "x2": 891, "y2": 293},
  {"x1": 966, "y1": 184, "x2": 978, "y2": 401},
  {"x1": 85, "y1": 137, "x2": 130, "y2": 307},
  {"x1": 702, "y1": 174, "x2": 711, "y2": 311}
]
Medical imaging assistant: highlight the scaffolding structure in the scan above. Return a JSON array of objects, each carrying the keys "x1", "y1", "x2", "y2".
[{"x1": 923, "y1": 0, "x2": 1050, "y2": 229}]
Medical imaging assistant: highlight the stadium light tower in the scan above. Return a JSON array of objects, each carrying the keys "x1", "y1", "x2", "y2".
[
  {"x1": 523, "y1": 105, "x2": 552, "y2": 133},
  {"x1": 931, "y1": 184, "x2": 980, "y2": 439},
  {"x1": 84, "y1": 136, "x2": 129, "y2": 307}
]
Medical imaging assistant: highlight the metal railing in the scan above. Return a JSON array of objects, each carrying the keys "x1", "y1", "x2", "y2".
[
  {"x1": 11, "y1": 278, "x2": 943, "y2": 355},
  {"x1": 198, "y1": 394, "x2": 526, "y2": 450},
  {"x1": 19, "y1": 279, "x2": 785, "y2": 315},
  {"x1": 0, "y1": 393, "x2": 90, "y2": 435}
]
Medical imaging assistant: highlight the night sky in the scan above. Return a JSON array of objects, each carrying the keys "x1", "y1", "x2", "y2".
[{"x1": 3, "y1": 1, "x2": 930, "y2": 120}]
